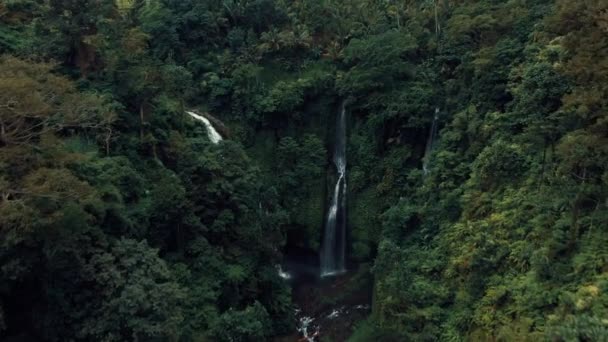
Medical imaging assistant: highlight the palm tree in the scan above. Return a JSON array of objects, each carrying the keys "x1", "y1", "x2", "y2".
[{"x1": 259, "y1": 27, "x2": 282, "y2": 53}]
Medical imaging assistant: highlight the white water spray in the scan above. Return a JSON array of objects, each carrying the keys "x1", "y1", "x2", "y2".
[
  {"x1": 186, "y1": 111, "x2": 223, "y2": 144},
  {"x1": 277, "y1": 265, "x2": 292, "y2": 280},
  {"x1": 294, "y1": 304, "x2": 370, "y2": 341},
  {"x1": 295, "y1": 308, "x2": 320, "y2": 342},
  {"x1": 422, "y1": 107, "x2": 439, "y2": 175}
]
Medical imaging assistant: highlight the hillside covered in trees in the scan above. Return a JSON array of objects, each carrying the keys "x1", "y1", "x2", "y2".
[{"x1": 1, "y1": 0, "x2": 608, "y2": 341}]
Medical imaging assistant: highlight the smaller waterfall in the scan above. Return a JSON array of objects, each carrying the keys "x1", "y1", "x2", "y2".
[
  {"x1": 422, "y1": 107, "x2": 439, "y2": 175},
  {"x1": 186, "y1": 111, "x2": 223, "y2": 144},
  {"x1": 320, "y1": 102, "x2": 347, "y2": 277},
  {"x1": 277, "y1": 265, "x2": 292, "y2": 280}
]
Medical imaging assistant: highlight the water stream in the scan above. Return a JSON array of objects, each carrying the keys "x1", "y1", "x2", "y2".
[
  {"x1": 320, "y1": 102, "x2": 347, "y2": 277},
  {"x1": 186, "y1": 111, "x2": 223, "y2": 144},
  {"x1": 294, "y1": 303, "x2": 370, "y2": 342},
  {"x1": 277, "y1": 265, "x2": 292, "y2": 280},
  {"x1": 280, "y1": 103, "x2": 372, "y2": 341}
]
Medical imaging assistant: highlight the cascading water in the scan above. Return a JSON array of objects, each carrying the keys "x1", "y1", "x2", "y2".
[
  {"x1": 294, "y1": 304, "x2": 370, "y2": 341},
  {"x1": 320, "y1": 102, "x2": 347, "y2": 277},
  {"x1": 422, "y1": 107, "x2": 439, "y2": 175},
  {"x1": 276, "y1": 265, "x2": 292, "y2": 280},
  {"x1": 186, "y1": 111, "x2": 223, "y2": 144}
]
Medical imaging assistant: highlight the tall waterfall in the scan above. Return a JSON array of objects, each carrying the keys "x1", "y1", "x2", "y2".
[
  {"x1": 422, "y1": 107, "x2": 439, "y2": 175},
  {"x1": 186, "y1": 111, "x2": 223, "y2": 144},
  {"x1": 320, "y1": 102, "x2": 347, "y2": 277}
]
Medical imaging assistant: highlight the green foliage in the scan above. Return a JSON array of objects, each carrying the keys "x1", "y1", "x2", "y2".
[
  {"x1": 470, "y1": 140, "x2": 528, "y2": 190},
  {"x1": 348, "y1": 319, "x2": 405, "y2": 342},
  {"x1": 349, "y1": 187, "x2": 382, "y2": 260},
  {"x1": 275, "y1": 134, "x2": 327, "y2": 250},
  {"x1": 0, "y1": 38, "x2": 289, "y2": 341},
  {"x1": 61, "y1": 238, "x2": 185, "y2": 341},
  {"x1": 3, "y1": 0, "x2": 608, "y2": 341},
  {"x1": 365, "y1": 1, "x2": 608, "y2": 341},
  {"x1": 550, "y1": 315, "x2": 608, "y2": 342},
  {"x1": 337, "y1": 30, "x2": 417, "y2": 96},
  {"x1": 209, "y1": 301, "x2": 272, "y2": 342}
]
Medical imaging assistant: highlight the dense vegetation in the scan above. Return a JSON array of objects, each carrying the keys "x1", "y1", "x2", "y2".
[{"x1": 1, "y1": 0, "x2": 607, "y2": 341}]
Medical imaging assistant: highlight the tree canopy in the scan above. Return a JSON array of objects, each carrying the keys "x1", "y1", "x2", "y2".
[{"x1": 1, "y1": 0, "x2": 608, "y2": 341}]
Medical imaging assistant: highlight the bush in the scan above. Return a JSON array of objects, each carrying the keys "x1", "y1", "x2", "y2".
[{"x1": 208, "y1": 302, "x2": 272, "y2": 342}]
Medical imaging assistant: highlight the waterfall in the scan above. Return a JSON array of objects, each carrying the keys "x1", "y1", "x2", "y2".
[
  {"x1": 276, "y1": 265, "x2": 292, "y2": 280},
  {"x1": 422, "y1": 107, "x2": 439, "y2": 175},
  {"x1": 320, "y1": 102, "x2": 347, "y2": 277},
  {"x1": 186, "y1": 111, "x2": 223, "y2": 144}
]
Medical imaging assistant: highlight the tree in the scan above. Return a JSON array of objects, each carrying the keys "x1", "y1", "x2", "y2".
[
  {"x1": 0, "y1": 57, "x2": 115, "y2": 147},
  {"x1": 30, "y1": 0, "x2": 117, "y2": 74},
  {"x1": 337, "y1": 30, "x2": 417, "y2": 96},
  {"x1": 43, "y1": 236, "x2": 186, "y2": 341},
  {"x1": 208, "y1": 301, "x2": 272, "y2": 342}
]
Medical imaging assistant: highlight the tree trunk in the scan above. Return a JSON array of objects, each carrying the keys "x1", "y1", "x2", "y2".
[
  {"x1": 570, "y1": 167, "x2": 587, "y2": 246},
  {"x1": 105, "y1": 127, "x2": 112, "y2": 156},
  {"x1": 180, "y1": 100, "x2": 185, "y2": 132},
  {"x1": 139, "y1": 103, "x2": 145, "y2": 141},
  {"x1": 0, "y1": 121, "x2": 6, "y2": 145},
  {"x1": 152, "y1": 143, "x2": 158, "y2": 160},
  {"x1": 176, "y1": 222, "x2": 184, "y2": 256},
  {"x1": 538, "y1": 141, "x2": 547, "y2": 191},
  {"x1": 435, "y1": 0, "x2": 440, "y2": 38}
]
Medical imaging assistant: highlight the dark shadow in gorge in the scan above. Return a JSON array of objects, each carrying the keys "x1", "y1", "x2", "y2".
[{"x1": 277, "y1": 257, "x2": 373, "y2": 341}]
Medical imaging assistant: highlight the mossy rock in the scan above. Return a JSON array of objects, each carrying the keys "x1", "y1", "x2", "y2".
[
  {"x1": 348, "y1": 186, "x2": 382, "y2": 261},
  {"x1": 245, "y1": 129, "x2": 277, "y2": 174},
  {"x1": 293, "y1": 178, "x2": 325, "y2": 251}
]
